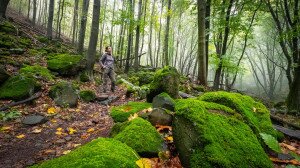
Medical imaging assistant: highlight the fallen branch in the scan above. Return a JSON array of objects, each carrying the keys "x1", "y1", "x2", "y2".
[
  {"x1": 270, "y1": 114, "x2": 300, "y2": 130},
  {"x1": 273, "y1": 124, "x2": 300, "y2": 140},
  {"x1": 0, "y1": 92, "x2": 42, "y2": 111},
  {"x1": 115, "y1": 52, "x2": 146, "y2": 62}
]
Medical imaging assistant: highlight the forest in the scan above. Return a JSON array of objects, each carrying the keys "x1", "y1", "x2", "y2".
[{"x1": 0, "y1": 0, "x2": 299, "y2": 167}]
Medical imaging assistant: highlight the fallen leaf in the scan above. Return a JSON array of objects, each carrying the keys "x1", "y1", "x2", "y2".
[
  {"x1": 253, "y1": 107, "x2": 257, "y2": 112},
  {"x1": 87, "y1": 128, "x2": 95, "y2": 133},
  {"x1": 32, "y1": 128, "x2": 42, "y2": 133},
  {"x1": 81, "y1": 134, "x2": 89, "y2": 139},
  {"x1": 281, "y1": 143, "x2": 297, "y2": 152},
  {"x1": 1, "y1": 126, "x2": 11, "y2": 132},
  {"x1": 73, "y1": 144, "x2": 81, "y2": 147},
  {"x1": 165, "y1": 136, "x2": 173, "y2": 141},
  {"x1": 51, "y1": 119, "x2": 57, "y2": 123},
  {"x1": 136, "y1": 158, "x2": 152, "y2": 168},
  {"x1": 128, "y1": 113, "x2": 138, "y2": 121},
  {"x1": 62, "y1": 150, "x2": 71, "y2": 155},
  {"x1": 55, "y1": 131, "x2": 62, "y2": 135},
  {"x1": 47, "y1": 107, "x2": 56, "y2": 114},
  {"x1": 56, "y1": 127, "x2": 63, "y2": 131},
  {"x1": 16, "y1": 134, "x2": 25, "y2": 139},
  {"x1": 68, "y1": 128, "x2": 77, "y2": 135},
  {"x1": 156, "y1": 125, "x2": 172, "y2": 132},
  {"x1": 44, "y1": 149, "x2": 56, "y2": 154},
  {"x1": 270, "y1": 157, "x2": 300, "y2": 165}
]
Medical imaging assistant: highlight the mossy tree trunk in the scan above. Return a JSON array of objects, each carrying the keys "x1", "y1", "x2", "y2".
[
  {"x1": 133, "y1": 0, "x2": 142, "y2": 71},
  {"x1": 77, "y1": 0, "x2": 90, "y2": 53},
  {"x1": 0, "y1": 0, "x2": 10, "y2": 19},
  {"x1": 72, "y1": 0, "x2": 79, "y2": 44},
  {"x1": 163, "y1": 0, "x2": 171, "y2": 66},
  {"x1": 47, "y1": 0, "x2": 54, "y2": 39},
  {"x1": 86, "y1": 0, "x2": 101, "y2": 79},
  {"x1": 287, "y1": 67, "x2": 300, "y2": 115}
]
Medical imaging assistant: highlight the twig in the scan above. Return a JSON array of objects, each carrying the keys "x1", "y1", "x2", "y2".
[{"x1": 0, "y1": 92, "x2": 42, "y2": 111}]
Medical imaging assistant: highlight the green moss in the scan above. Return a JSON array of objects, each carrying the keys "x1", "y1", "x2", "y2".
[
  {"x1": 0, "y1": 32, "x2": 17, "y2": 48},
  {"x1": 20, "y1": 65, "x2": 54, "y2": 81},
  {"x1": 28, "y1": 49, "x2": 47, "y2": 57},
  {"x1": 79, "y1": 90, "x2": 96, "y2": 102},
  {"x1": 198, "y1": 91, "x2": 281, "y2": 139},
  {"x1": 47, "y1": 54, "x2": 84, "y2": 76},
  {"x1": 0, "y1": 21, "x2": 16, "y2": 34},
  {"x1": 32, "y1": 138, "x2": 139, "y2": 168},
  {"x1": 79, "y1": 72, "x2": 89, "y2": 82},
  {"x1": 37, "y1": 36, "x2": 49, "y2": 43},
  {"x1": 110, "y1": 102, "x2": 151, "y2": 122},
  {"x1": 173, "y1": 99, "x2": 273, "y2": 168},
  {"x1": 129, "y1": 71, "x2": 155, "y2": 86},
  {"x1": 0, "y1": 75, "x2": 40, "y2": 100},
  {"x1": 113, "y1": 118, "x2": 163, "y2": 156}
]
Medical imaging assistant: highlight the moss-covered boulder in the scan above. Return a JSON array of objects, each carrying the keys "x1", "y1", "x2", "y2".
[
  {"x1": 79, "y1": 90, "x2": 96, "y2": 102},
  {"x1": 112, "y1": 117, "x2": 164, "y2": 157},
  {"x1": 32, "y1": 138, "x2": 140, "y2": 168},
  {"x1": 173, "y1": 99, "x2": 273, "y2": 168},
  {"x1": 198, "y1": 91, "x2": 281, "y2": 139},
  {"x1": 47, "y1": 54, "x2": 86, "y2": 76},
  {"x1": 0, "y1": 66, "x2": 10, "y2": 86},
  {"x1": 49, "y1": 82, "x2": 78, "y2": 107},
  {"x1": 146, "y1": 66, "x2": 180, "y2": 102},
  {"x1": 110, "y1": 101, "x2": 151, "y2": 122},
  {"x1": 0, "y1": 75, "x2": 40, "y2": 100},
  {"x1": 20, "y1": 65, "x2": 54, "y2": 81},
  {"x1": 152, "y1": 92, "x2": 175, "y2": 111}
]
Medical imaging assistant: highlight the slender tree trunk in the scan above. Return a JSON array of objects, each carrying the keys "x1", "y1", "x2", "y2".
[
  {"x1": 47, "y1": 0, "x2": 55, "y2": 39},
  {"x1": 148, "y1": 0, "x2": 156, "y2": 67},
  {"x1": 139, "y1": 0, "x2": 148, "y2": 64},
  {"x1": 125, "y1": 0, "x2": 134, "y2": 73},
  {"x1": 18, "y1": 0, "x2": 22, "y2": 15},
  {"x1": 72, "y1": 0, "x2": 79, "y2": 44},
  {"x1": 86, "y1": 0, "x2": 101, "y2": 78},
  {"x1": 0, "y1": 0, "x2": 10, "y2": 19},
  {"x1": 110, "y1": 0, "x2": 117, "y2": 46},
  {"x1": 99, "y1": 0, "x2": 108, "y2": 51},
  {"x1": 163, "y1": 0, "x2": 171, "y2": 66},
  {"x1": 27, "y1": 0, "x2": 31, "y2": 19},
  {"x1": 77, "y1": 0, "x2": 90, "y2": 53},
  {"x1": 56, "y1": 0, "x2": 61, "y2": 37},
  {"x1": 134, "y1": 0, "x2": 143, "y2": 71},
  {"x1": 205, "y1": 0, "x2": 211, "y2": 77},
  {"x1": 156, "y1": 1, "x2": 163, "y2": 68}
]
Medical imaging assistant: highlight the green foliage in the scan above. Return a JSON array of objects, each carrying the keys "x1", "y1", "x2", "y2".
[
  {"x1": 31, "y1": 138, "x2": 139, "y2": 168},
  {"x1": 79, "y1": 90, "x2": 96, "y2": 102},
  {"x1": 110, "y1": 102, "x2": 151, "y2": 122},
  {"x1": 79, "y1": 72, "x2": 89, "y2": 82},
  {"x1": 47, "y1": 54, "x2": 84, "y2": 76},
  {"x1": 260, "y1": 133, "x2": 282, "y2": 153},
  {"x1": 36, "y1": 36, "x2": 49, "y2": 43},
  {"x1": 20, "y1": 65, "x2": 54, "y2": 81},
  {"x1": 113, "y1": 118, "x2": 163, "y2": 156},
  {"x1": 0, "y1": 110, "x2": 21, "y2": 121},
  {"x1": 0, "y1": 75, "x2": 40, "y2": 100},
  {"x1": 174, "y1": 99, "x2": 273, "y2": 168}
]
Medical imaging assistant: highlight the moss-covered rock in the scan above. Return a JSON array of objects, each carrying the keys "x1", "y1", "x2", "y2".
[
  {"x1": 110, "y1": 101, "x2": 151, "y2": 122},
  {"x1": 0, "y1": 75, "x2": 40, "y2": 100},
  {"x1": 198, "y1": 91, "x2": 282, "y2": 139},
  {"x1": 128, "y1": 71, "x2": 155, "y2": 86},
  {"x1": 47, "y1": 54, "x2": 85, "y2": 76},
  {"x1": 152, "y1": 92, "x2": 175, "y2": 111},
  {"x1": 79, "y1": 72, "x2": 89, "y2": 82},
  {"x1": 32, "y1": 138, "x2": 140, "y2": 168},
  {"x1": 0, "y1": 32, "x2": 31, "y2": 49},
  {"x1": 173, "y1": 99, "x2": 273, "y2": 168},
  {"x1": 20, "y1": 65, "x2": 54, "y2": 81},
  {"x1": 112, "y1": 118, "x2": 164, "y2": 157},
  {"x1": 0, "y1": 21, "x2": 17, "y2": 34},
  {"x1": 79, "y1": 90, "x2": 96, "y2": 102},
  {"x1": 146, "y1": 66, "x2": 180, "y2": 102},
  {"x1": 49, "y1": 82, "x2": 78, "y2": 107},
  {"x1": 0, "y1": 66, "x2": 10, "y2": 86}
]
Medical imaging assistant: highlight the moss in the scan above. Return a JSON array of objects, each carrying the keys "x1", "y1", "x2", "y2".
[
  {"x1": 129, "y1": 71, "x2": 155, "y2": 86},
  {"x1": 19, "y1": 37, "x2": 31, "y2": 47},
  {"x1": 173, "y1": 99, "x2": 273, "y2": 168},
  {"x1": 79, "y1": 72, "x2": 89, "y2": 82},
  {"x1": 0, "y1": 32, "x2": 17, "y2": 48},
  {"x1": 31, "y1": 138, "x2": 139, "y2": 168},
  {"x1": 198, "y1": 91, "x2": 281, "y2": 139},
  {"x1": 0, "y1": 21, "x2": 16, "y2": 34},
  {"x1": 79, "y1": 90, "x2": 96, "y2": 102},
  {"x1": 37, "y1": 36, "x2": 49, "y2": 43},
  {"x1": 28, "y1": 49, "x2": 47, "y2": 57},
  {"x1": 47, "y1": 54, "x2": 85, "y2": 76},
  {"x1": 0, "y1": 75, "x2": 40, "y2": 100},
  {"x1": 113, "y1": 118, "x2": 164, "y2": 157},
  {"x1": 110, "y1": 102, "x2": 151, "y2": 122},
  {"x1": 20, "y1": 65, "x2": 54, "y2": 81}
]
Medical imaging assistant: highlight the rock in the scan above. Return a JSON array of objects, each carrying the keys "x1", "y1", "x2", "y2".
[
  {"x1": 0, "y1": 75, "x2": 40, "y2": 100},
  {"x1": 146, "y1": 66, "x2": 180, "y2": 102},
  {"x1": 173, "y1": 99, "x2": 273, "y2": 168},
  {"x1": 55, "y1": 139, "x2": 66, "y2": 144},
  {"x1": 79, "y1": 90, "x2": 96, "y2": 102},
  {"x1": 112, "y1": 118, "x2": 164, "y2": 157},
  {"x1": 178, "y1": 91, "x2": 195, "y2": 99},
  {"x1": 49, "y1": 82, "x2": 78, "y2": 108},
  {"x1": 9, "y1": 48, "x2": 25, "y2": 55},
  {"x1": 277, "y1": 153, "x2": 294, "y2": 160},
  {"x1": 148, "y1": 108, "x2": 173, "y2": 126},
  {"x1": 110, "y1": 101, "x2": 151, "y2": 122},
  {"x1": 22, "y1": 115, "x2": 47, "y2": 125},
  {"x1": 95, "y1": 94, "x2": 109, "y2": 101},
  {"x1": 32, "y1": 138, "x2": 139, "y2": 167},
  {"x1": 65, "y1": 136, "x2": 72, "y2": 141},
  {"x1": 19, "y1": 65, "x2": 54, "y2": 81},
  {"x1": 98, "y1": 96, "x2": 118, "y2": 105},
  {"x1": 47, "y1": 54, "x2": 86, "y2": 76},
  {"x1": 0, "y1": 66, "x2": 10, "y2": 86},
  {"x1": 152, "y1": 92, "x2": 175, "y2": 111}
]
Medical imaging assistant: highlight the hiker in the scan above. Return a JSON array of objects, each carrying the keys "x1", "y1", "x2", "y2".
[{"x1": 100, "y1": 46, "x2": 115, "y2": 93}]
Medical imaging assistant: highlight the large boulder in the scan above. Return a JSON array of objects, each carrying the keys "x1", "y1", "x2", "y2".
[
  {"x1": 148, "y1": 108, "x2": 173, "y2": 126},
  {"x1": 47, "y1": 54, "x2": 86, "y2": 76},
  {"x1": 0, "y1": 75, "x2": 40, "y2": 100},
  {"x1": 49, "y1": 82, "x2": 78, "y2": 107},
  {"x1": 146, "y1": 66, "x2": 180, "y2": 102},
  {"x1": 31, "y1": 138, "x2": 139, "y2": 168},
  {"x1": 173, "y1": 99, "x2": 273, "y2": 168},
  {"x1": 111, "y1": 117, "x2": 164, "y2": 157},
  {"x1": 0, "y1": 66, "x2": 10, "y2": 86},
  {"x1": 152, "y1": 92, "x2": 175, "y2": 111},
  {"x1": 110, "y1": 101, "x2": 151, "y2": 122},
  {"x1": 198, "y1": 91, "x2": 282, "y2": 139},
  {"x1": 20, "y1": 65, "x2": 54, "y2": 81}
]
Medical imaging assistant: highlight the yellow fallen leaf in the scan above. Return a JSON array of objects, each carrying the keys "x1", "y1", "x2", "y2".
[
  {"x1": 63, "y1": 150, "x2": 71, "y2": 155},
  {"x1": 253, "y1": 107, "x2": 257, "y2": 112},
  {"x1": 47, "y1": 107, "x2": 56, "y2": 114},
  {"x1": 1, "y1": 126, "x2": 11, "y2": 132},
  {"x1": 56, "y1": 127, "x2": 63, "y2": 131},
  {"x1": 87, "y1": 128, "x2": 95, "y2": 133},
  {"x1": 51, "y1": 119, "x2": 57, "y2": 123},
  {"x1": 68, "y1": 128, "x2": 77, "y2": 135},
  {"x1": 55, "y1": 131, "x2": 62, "y2": 135},
  {"x1": 136, "y1": 158, "x2": 152, "y2": 168},
  {"x1": 16, "y1": 134, "x2": 25, "y2": 139},
  {"x1": 75, "y1": 109, "x2": 80, "y2": 112},
  {"x1": 32, "y1": 128, "x2": 42, "y2": 133},
  {"x1": 165, "y1": 136, "x2": 173, "y2": 141},
  {"x1": 73, "y1": 144, "x2": 81, "y2": 147},
  {"x1": 128, "y1": 113, "x2": 138, "y2": 121}
]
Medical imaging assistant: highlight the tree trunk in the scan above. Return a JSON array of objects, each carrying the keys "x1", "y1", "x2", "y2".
[
  {"x1": 109, "y1": 0, "x2": 117, "y2": 46},
  {"x1": 125, "y1": 0, "x2": 134, "y2": 73},
  {"x1": 47, "y1": 0, "x2": 55, "y2": 39},
  {"x1": 148, "y1": 0, "x2": 156, "y2": 67},
  {"x1": 57, "y1": 0, "x2": 65, "y2": 38},
  {"x1": 0, "y1": 0, "x2": 10, "y2": 19},
  {"x1": 27, "y1": 0, "x2": 31, "y2": 19},
  {"x1": 72, "y1": 0, "x2": 79, "y2": 44},
  {"x1": 287, "y1": 66, "x2": 300, "y2": 115},
  {"x1": 197, "y1": 0, "x2": 207, "y2": 85},
  {"x1": 205, "y1": 0, "x2": 211, "y2": 77},
  {"x1": 134, "y1": 0, "x2": 142, "y2": 71},
  {"x1": 77, "y1": 0, "x2": 90, "y2": 53},
  {"x1": 86, "y1": 0, "x2": 101, "y2": 78},
  {"x1": 156, "y1": 1, "x2": 163, "y2": 68},
  {"x1": 99, "y1": 0, "x2": 108, "y2": 51},
  {"x1": 163, "y1": 0, "x2": 171, "y2": 66}
]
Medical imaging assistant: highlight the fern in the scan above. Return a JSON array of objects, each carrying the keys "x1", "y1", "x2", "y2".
[{"x1": 260, "y1": 133, "x2": 282, "y2": 153}]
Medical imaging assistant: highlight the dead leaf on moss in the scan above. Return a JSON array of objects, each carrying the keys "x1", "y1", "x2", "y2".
[{"x1": 136, "y1": 158, "x2": 152, "y2": 168}]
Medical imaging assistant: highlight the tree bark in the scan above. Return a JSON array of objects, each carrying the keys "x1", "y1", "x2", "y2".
[
  {"x1": 125, "y1": 0, "x2": 134, "y2": 73},
  {"x1": 163, "y1": 0, "x2": 171, "y2": 66},
  {"x1": 27, "y1": 0, "x2": 31, "y2": 19},
  {"x1": 134, "y1": 0, "x2": 143, "y2": 71},
  {"x1": 0, "y1": 0, "x2": 10, "y2": 19},
  {"x1": 148, "y1": 0, "x2": 156, "y2": 67},
  {"x1": 77, "y1": 0, "x2": 90, "y2": 53},
  {"x1": 47, "y1": 0, "x2": 55, "y2": 39},
  {"x1": 72, "y1": 0, "x2": 79, "y2": 44},
  {"x1": 32, "y1": 0, "x2": 37, "y2": 25}
]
